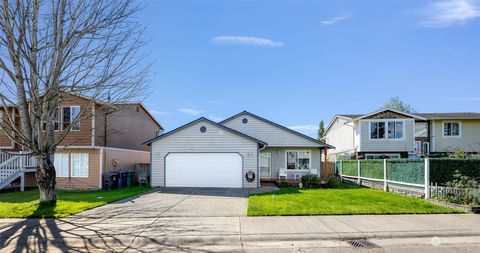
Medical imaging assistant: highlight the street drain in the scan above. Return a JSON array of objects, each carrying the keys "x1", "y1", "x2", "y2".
[{"x1": 345, "y1": 240, "x2": 379, "y2": 248}]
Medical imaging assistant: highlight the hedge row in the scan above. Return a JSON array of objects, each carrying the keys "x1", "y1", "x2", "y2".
[
  {"x1": 430, "y1": 159, "x2": 480, "y2": 185},
  {"x1": 387, "y1": 159, "x2": 424, "y2": 185}
]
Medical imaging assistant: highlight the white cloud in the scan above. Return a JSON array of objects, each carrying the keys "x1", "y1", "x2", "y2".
[
  {"x1": 212, "y1": 36, "x2": 283, "y2": 47},
  {"x1": 150, "y1": 110, "x2": 171, "y2": 116},
  {"x1": 421, "y1": 0, "x2": 480, "y2": 27},
  {"x1": 178, "y1": 108, "x2": 205, "y2": 116},
  {"x1": 288, "y1": 124, "x2": 318, "y2": 131},
  {"x1": 445, "y1": 97, "x2": 480, "y2": 101},
  {"x1": 321, "y1": 15, "x2": 350, "y2": 26}
]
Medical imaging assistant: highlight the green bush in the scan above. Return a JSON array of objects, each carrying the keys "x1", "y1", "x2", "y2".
[
  {"x1": 430, "y1": 159, "x2": 480, "y2": 185},
  {"x1": 301, "y1": 174, "x2": 321, "y2": 188},
  {"x1": 433, "y1": 170, "x2": 480, "y2": 206},
  {"x1": 324, "y1": 176, "x2": 341, "y2": 188}
]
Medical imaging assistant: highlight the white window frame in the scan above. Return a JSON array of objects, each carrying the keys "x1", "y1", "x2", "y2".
[
  {"x1": 423, "y1": 142, "x2": 430, "y2": 155},
  {"x1": 42, "y1": 108, "x2": 60, "y2": 132},
  {"x1": 415, "y1": 122, "x2": 428, "y2": 137},
  {"x1": 442, "y1": 121, "x2": 462, "y2": 138},
  {"x1": 54, "y1": 153, "x2": 70, "y2": 178},
  {"x1": 367, "y1": 119, "x2": 406, "y2": 141},
  {"x1": 70, "y1": 153, "x2": 89, "y2": 178},
  {"x1": 285, "y1": 150, "x2": 312, "y2": 171},
  {"x1": 62, "y1": 106, "x2": 81, "y2": 131}
]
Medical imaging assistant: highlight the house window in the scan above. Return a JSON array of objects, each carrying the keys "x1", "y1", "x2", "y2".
[
  {"x1": 42, "y1": 109, "x2": 60, "y2": 131},
  {"x1": 370, "y1": 122, "x2": 385, "y2": 139},
  {"x1": 443, "y1": 122, "x2": 460, "y2": 137},
  {"x1": 62, "y1": 106, "x2": 80, "y2": 131},
  {"x1": 370, "y1": 121, "x2": 404, "y2": 140},
  {"x1": 71, "y1": 153, "x2": 89, "y2": 177},
  {"x1": 54, "y1": 153, "x2": 69, "y2": 177},
  {"x1": 286, "y1": 150, "x2": 311, "y2": 170},
  {"x1": 415, "y1": 123, "x2": 428, "y2": 137}
]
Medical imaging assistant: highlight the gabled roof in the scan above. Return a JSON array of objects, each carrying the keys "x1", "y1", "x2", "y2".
[
  {"x1": 323, "y1": 114, "x2": 356, "y2": 136},
  {"x1": 220, "y1": 111, "x2": 334, "y2": 149},
  {"x1": 142, "y1": 117, "x2": 268, "y2": 146},
  {"x1": 116, "y1": 103, "x2": 163, "y2": 130},
  {"x1": 348, "y1": 108, "x2": 427, "y2": 122}
]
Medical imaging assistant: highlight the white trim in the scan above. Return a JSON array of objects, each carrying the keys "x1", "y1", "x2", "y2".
[
  {"x1": 99, "y1": 148, "x2": 104, "y2": 188},
  {"x1": 259, "y1": 152, "x2": 272, "y2": 179},
  {"x1": 431, "y1": 120, "x2": 436, "y2": 152},
  {"x1": 91, "y1": 103, "x2": 95, "y2": 146},
  {"x1": 364, "y1": 153, "x2": 401, "y2": 159},
  {"x1": 70, "y1": 153, "x2": 89, "y2": 178},
  {"x1": 441, "y1": 120, "x2": 462, "y2": 138},
  {"x1": 415, "y1": 141, "x2": 421, "y2": 154},
  {"x1": 349, "y1": 108, "x2": 427, "y2": 122},
  {"x1": 367, "y1": 119, "x2": 406, "y2": 141},
  {"x1": 324, "y1": 115, "x2": 355, "y2": 136},
  {"x1": 285, "y1": 150, "x2": 312, "y2": 171},
  {"x1": 61, "y1": 105, "x2": 81, "y2": 132},
  {"x1": 56, "y1": 145, "x2": 150, "y2": 154}
]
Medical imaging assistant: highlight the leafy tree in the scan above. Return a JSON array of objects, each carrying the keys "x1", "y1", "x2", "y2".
[
  {"x1": 381, "y1": 97, "x2": 416, "y2": 113},
  {"x1": 317, "y1": 120, "x2": 325, "y2": 140}
]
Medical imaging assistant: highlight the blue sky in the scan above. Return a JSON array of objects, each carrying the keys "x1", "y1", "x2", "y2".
[{"x1": 138, "y1": 0, "x2": 480, "y2": 137}]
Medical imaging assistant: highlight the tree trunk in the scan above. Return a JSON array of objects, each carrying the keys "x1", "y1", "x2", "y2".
[{"x1": 35, "y1": 152, "x2": 57, "y2": 204}]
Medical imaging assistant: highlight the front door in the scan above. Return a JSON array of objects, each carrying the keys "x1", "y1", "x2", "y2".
[
  {"x1": 415, "y1": 141, "x2": 421, "y2": 154},
  {"x1": 259, "y1": 153, "x2": 271, "y2": 178}
]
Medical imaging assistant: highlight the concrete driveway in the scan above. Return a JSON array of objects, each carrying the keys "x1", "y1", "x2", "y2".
[{"x1": 75, "y1": 187, "x2": 251, "y2": 218}]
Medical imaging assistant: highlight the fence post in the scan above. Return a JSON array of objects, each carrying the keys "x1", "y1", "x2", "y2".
[
  {"x1": 424, "y1": 158, "x2": 430, "y2": 199},
  {"x1": 383, "y1": 159, "x2": 387, "y2": 192},
  {"x1": 357, "y1": 160, "x2": 361, "y2": 185},
  {"x1": 340, "y1": 160, "x2": 343, "y2": 182}
]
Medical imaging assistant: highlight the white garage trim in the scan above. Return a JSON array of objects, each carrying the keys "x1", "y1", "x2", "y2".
[{"x1": 165, "y1": 152, "x2": 244, "y2": 188}]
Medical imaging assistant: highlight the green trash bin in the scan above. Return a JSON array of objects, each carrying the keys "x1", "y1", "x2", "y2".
[{"x1": 127, "y1": 171, "x2": 135, "y2": 187}]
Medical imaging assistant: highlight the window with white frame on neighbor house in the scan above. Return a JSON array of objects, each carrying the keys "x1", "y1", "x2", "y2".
[
  {"x1": 42, "y1": 109, "x2": 60, "y2": 131},
  {"x1": 443, "y1": 122, "x2": 460, "y2": 137},
  {"x1": 71, "y1": 153, "x2": 89, "y2": 177},
  {"x1": 286, "y1": 151, "x2": 310, "y2": 170},
  {"x1": 54, "y1": 153, "x2": 69, "y2": 177},
  {"x1": 62, "y1": 106, "x2": 80, "y2": 131},
  {"x1": 370, "y1": 121, "x2": 404, "y2": 140},
  {"x1": 415, "y1": 122, "x2": 428, "y2": 137}
]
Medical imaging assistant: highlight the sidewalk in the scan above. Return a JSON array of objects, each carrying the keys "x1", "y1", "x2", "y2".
[{"x1": 1, "y1": 214, "x2": 479, "y2": 252}]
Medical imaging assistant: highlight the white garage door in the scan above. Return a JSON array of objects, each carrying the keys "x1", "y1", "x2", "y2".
[{"x1": 166, "y1": 153, "x2": 243, "y2": 188}]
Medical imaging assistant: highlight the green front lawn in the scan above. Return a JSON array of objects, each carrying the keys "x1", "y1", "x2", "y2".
[
  {"x1": 0, "y1": 186, "x2": 151, "y2": 218},
  {"x1": 248, "y1": 184, "x2": 461, "y2": 216}
]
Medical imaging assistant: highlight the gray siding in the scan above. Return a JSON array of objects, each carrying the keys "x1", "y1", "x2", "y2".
[
  {"x1": 222, "y1": 114, "x2": 321, "y2": 147},
  {"x1": 261, "y1": 147, "x2": 321, "y2": 180},
  {"x1": 150, "y1": 120, "x2": 259, "y2": 188},
  {"x1": 359, "y1": 119, "x2": 415, "y2": 152}
]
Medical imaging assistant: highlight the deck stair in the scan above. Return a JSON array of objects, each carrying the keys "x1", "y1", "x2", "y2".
[{"x1": 0, "y1": 152, "x2": 37, "y2": 191}]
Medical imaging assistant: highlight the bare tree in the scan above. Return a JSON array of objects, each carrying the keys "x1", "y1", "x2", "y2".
[{"x1": 0, "y1": 0, "x2": 150, "y2": 204}]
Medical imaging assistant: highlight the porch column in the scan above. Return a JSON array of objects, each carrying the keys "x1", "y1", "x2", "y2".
[{"x1": 323, "y1": 148, "x2": 328, "y2": 179}]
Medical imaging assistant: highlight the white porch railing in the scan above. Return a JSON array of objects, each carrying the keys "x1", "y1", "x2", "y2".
[{"x1": 0, "y1": 152, "x2": 38, "y2": 191}]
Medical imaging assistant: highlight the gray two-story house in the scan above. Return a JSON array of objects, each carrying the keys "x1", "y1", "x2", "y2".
[{"x1": 324, "y1": 109, "x2": 480, "y2": 160}]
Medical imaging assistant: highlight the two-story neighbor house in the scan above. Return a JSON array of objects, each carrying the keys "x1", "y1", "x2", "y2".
[
  {"x1": 323, "y1": 109, "x2": 480, "y2": 160},
  {"x1": 0, "y1": 92, "x2": 162, "y2": 190}
]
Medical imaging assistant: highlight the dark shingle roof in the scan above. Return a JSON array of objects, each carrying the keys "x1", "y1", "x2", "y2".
[
  {"x1": 415, "y1": 112, "x2": 480, "y2": 120},
  {"x1": 338, "y1": 112, "x2": 480, "y2": 120}
]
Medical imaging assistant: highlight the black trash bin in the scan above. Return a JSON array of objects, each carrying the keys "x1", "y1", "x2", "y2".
[
  {"x1": 118, "y1": 171, "x2": 128, "y2": 188},
  {"x1": 126, "y1": 171, "x2": 135, "y2": 187},
  {"x1": 102, "y1": 172, "x2": 119, "y2": 190}
]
